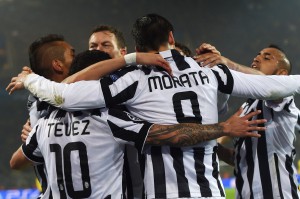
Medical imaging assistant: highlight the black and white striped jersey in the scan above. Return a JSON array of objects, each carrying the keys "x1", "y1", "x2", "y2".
[
  {"x1": 295, "y1": 111, "x2": 300, "y2": 133},
  {"x1": 23, "y1": 49, "x2": 300, "y2": 198},
  {"x1": 22, "y1": 107, "x2": 152, "y2": 199},
  {"x1": 234, "y1": 96, "x2": 300, "y2": 199},
  {"x1": 27, "y1": 94, "x2": 51, "y2": 197}
]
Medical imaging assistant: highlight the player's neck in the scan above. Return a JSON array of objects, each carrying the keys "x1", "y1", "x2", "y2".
[{"x1": 147, "y1": 44, "x2": 173, "y2": 54}]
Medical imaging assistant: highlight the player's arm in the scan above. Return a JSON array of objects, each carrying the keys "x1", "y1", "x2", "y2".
[
  {"x1": 10, "y1": 146, "x2": 32, "y2": 170},
  {"x1": 21, "y1": 119, "x2": 32, "y2": 143},
  {"x1": 209, "y1": 64, "x2": 300, "y2": 100},
  {"x1": 193, "y1": 43, "x2": 263, "y2": 75},
  {"x1": 6, "y1": 54, "x2": 168, "y2": 110},
  {"x1": 146, "y1": 108, "x2": 266, "y2": 147},
  {"x1": 217, "y1": 143, "x2": 235, "y2": 166},
  {"x1": 63, "y1": 52, "x2": 172, "y2": 83},
  {"x1": 6, "y1": 70, "x2": 106, "y2": 110},
  {"x1": 230, "y1": 70, "x2": 300, "y2": 99}
]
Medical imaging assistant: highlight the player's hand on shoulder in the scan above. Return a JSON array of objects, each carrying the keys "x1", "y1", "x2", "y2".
[
  {"x1": 195, "y1": 43, "x2": 221, "y2": 56},
  {"x1": 6, "y1": 66, "x2": 33, "y2": 95},
  {"x1": 137, "y1": 53, "x2": 173, "y2": 76},
  {"x1": 193, "y1": 43, "x2": 229, "y2": 68}
]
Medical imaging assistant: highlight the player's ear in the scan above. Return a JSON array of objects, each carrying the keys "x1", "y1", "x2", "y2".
[
  {"x1": 52, "y1": 59, "x2": 64, "y2": 73},
  {"x1": 276, "y1": 68, "x2": 288, "y2": 75},
  {"x1": 168, "y1": 31, "x2": 175, "y2": 46},
  {"x1": 120, "y1": 47, "x2": 127, "y2": 56}
]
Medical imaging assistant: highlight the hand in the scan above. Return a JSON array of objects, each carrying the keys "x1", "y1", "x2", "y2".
[
  {"x1": 21, "y1": 119, "x2": 32, "y2": 143},
  {"x1": 222, "y1": 107, "x2": 267, "y2": 138},
  {"x1": 195, "y1": 43, "x2": 221, "y2": 56},
  {"x1": 193, "y1": 43, "x2": 230, "y2": 67},
  {"x1": 194, "y1": 52, "x2": 230, "y2": 68},
  {"x1": 6, "y1": 66, "x2": 32, "y2": 95},
  {"x1": 136, "y1": 53, "x2": 173, "y2": 76}
]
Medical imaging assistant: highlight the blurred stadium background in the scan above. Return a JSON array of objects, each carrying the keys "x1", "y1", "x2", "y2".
[{"x1": 1, "y1": 0, "x2": 300, "y2": 198}]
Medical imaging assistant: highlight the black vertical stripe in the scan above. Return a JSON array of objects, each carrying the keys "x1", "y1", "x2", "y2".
[
  {"x1": 194, "y1": 147, "x2": 212, "y2": 197},
  {"x1": 285, "y1": 153, "x2": 299, "y2": 199},
  {"x1": 122, "y1": 168, "x2": 127, "y2": 199},
  {"x1": 49, "y1": 187, "x2": 53, "y2": 199},
  {"x1": 123, "y1": 147, "x2": 133, "y2": 199},
  {"x1": 236, "y1": 101, "x2": 255, "y2": 199},
  {"x1": 170, "y1": 147, "x2": 190, "y2": 197},
  {"x1": 256, "y1": 100, "x2": 273, "y2": 199},
  {"x1": 138, "y1": 152, "x2": 146, "y2": 199},
  {"x1": 245, "y1": 137, "x2": 254, "y2": 199},
  {"x1": 35, "y1": 165, "x2": 48, "y2": 194},
  {"x1": 151, "y1": 146, "x2": 166, "y2": 198},
  {"x1": 212, "y1": 146, "x2": 225, "y2": 197},
  {"x1": 283, "y1": 99, "x2": 293, "y2": 113},
  {"x1": 211, "y1": 64, "x2": 234, "y2": 94},
  {"x1": 171, "y1": 49, "x2": 191, "y2": 71},
  {"x1": 235, "y1": 138, "x2": 245, "y2": 198},
  {"x1": 274, "y1": 153, "x2": 284, "y2": 199}
]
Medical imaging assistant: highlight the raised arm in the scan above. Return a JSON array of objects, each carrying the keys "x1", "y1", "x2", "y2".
[
  {"x1": 146, "y1": 108, "x2": 266, "y2": 147},
  {"x1": 194, "y1": 43, "x2": 264, "y2": 75},
  {"x1": 6, "y1": 53, "x2": 171, "y2": 110},
  {"x1": 63, "y1": 52, "x2": 172, "y2": 83},
  {"x1": 230, "y1": 69, "x2": 300, "y2": 99},
  {"x1": 210, "y1": 64, "x2": 300, "y2": 100}
]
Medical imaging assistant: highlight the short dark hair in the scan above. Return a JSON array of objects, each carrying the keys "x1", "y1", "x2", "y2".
[
  {"x1": 268, "y1": 44, "x2": 285, "y2": 53},
  {"x1": 28, "y1": 34, "x2": 65, "y2": 78},
  {"x1": 91, "y1": 25, "x2": 126, "y2": 49},
  {"x1": 268, "y1": 44, "x2": 292, "y2": 74},
  {"x1": 69, "y1": 50, "x2": 111, "y2": 75},
  {"x1": 175, "y1": 42, "x2": 192, "y2": 57},
  {"x1": 132, "y1": 13, "x2": 174, "y2": 52}
]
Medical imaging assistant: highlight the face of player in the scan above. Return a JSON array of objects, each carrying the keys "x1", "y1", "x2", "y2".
[
  {"x1": 89, "y1": 31, "x2": 123, "y2": 58},
  {"x1": 251, "y1": 48, "x2": 285, "y2": 75},
  {"x1": 61, "y1": 41, "x2": 75, "y2": 77}
]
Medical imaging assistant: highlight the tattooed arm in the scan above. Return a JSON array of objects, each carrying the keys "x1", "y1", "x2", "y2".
[{"x1": 146, "y1": 108, "x2": 266, "y2": 147}]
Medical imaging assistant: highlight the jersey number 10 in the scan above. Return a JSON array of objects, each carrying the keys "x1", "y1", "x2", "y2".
[{"x1": 50, "y1": 142, "x2": 92, "y2": 198}]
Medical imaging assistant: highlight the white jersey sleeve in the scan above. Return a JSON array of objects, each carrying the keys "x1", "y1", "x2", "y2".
[
  {"x1": 24, "y1": 74, "x2": 107, "y2": 111},
  {"x1": 24, "y1": 64, "x2": 300, "y2": 111},
  {"x1": 217, "y1": 91, "x2": 229, "y2": 115},
  {"x1": 227, "y1": 69, "x2": 300, "y2": 99}
]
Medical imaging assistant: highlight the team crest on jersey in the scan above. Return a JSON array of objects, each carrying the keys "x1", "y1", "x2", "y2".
[
  {"x1": 125, "y1": 112, "x2": 142, "y2": 121},
  {"x1": 109, "y1": 74, "x2": 119, "y2": 81}
]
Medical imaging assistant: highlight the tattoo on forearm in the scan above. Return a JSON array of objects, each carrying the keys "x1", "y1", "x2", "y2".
[{"x1": 146, "y1": 123, "x2": 224, "y2": 147}]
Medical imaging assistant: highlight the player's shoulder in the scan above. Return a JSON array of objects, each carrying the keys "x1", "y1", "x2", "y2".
[{"x1": 104, "y1": 65, "x2": 140, "y2": 82}]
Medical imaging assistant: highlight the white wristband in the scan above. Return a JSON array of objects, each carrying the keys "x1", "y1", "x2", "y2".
[{"x1": 124, "y1": 53, "x2": 136, "y2": 65}]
